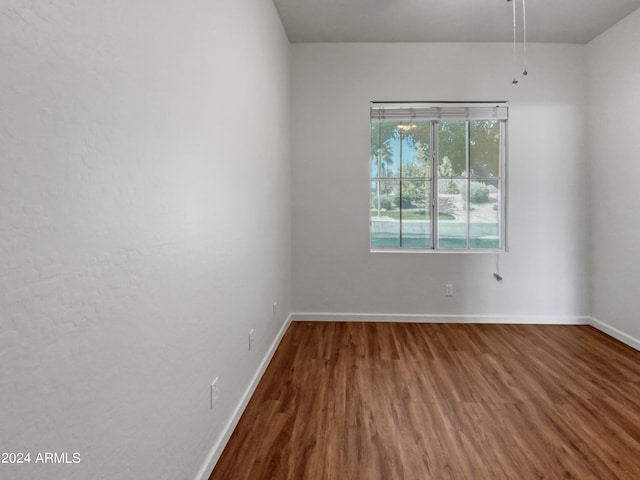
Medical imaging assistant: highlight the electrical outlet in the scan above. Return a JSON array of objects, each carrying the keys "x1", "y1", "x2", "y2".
[
  {"x1": 210, "y1": 376, "x2": 219, "y2": 410},
  {"x1": 249, "y1": 329, "x2": 255, "y2": 351},
  {"x1": 445, "y1": 284, "x2": 454, "y2": 296}
]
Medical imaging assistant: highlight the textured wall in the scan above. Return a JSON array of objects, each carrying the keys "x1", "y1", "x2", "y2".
[
  {"x1": 291, "y1": 43, "x2": 589, "y2": 319},
  {"x1": 0, "y1": 1, "x2": 291, "y2": 479},
  {"x1": 588, "y1": 8, "x2": 640, "y2": 341}
]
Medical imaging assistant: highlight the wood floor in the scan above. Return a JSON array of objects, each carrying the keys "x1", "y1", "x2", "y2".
[{"x1": 209, "y1": 322, "x2": 640, "y2": 480}]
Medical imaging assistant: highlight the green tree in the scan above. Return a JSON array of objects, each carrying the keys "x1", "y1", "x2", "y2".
[
  {"x1": 438, "y1": 121, "x2": 467, "y2": 176},
  {"x1": 438, "y1": 156, "x2": 459, "y2": 194},
  {"x1": 438, "y1": 120, "x2": 500, "y2": 177},
  {"x1": 370, "y1": 122, "x2": 397, "y2": 176},
  {"x1": 469, "y1": 121, "x2": 500, "y2": 177},
  {"x1": 372, "y1": 121, "x2": 500, "y2": 179},
  {"x1": 397, "y1": 161, "x2": 429, "y2": 208}
]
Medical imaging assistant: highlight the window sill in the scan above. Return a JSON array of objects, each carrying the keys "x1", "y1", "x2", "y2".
[{"x1": 370, "y1": 248, "x2": 506, "y2": 254}]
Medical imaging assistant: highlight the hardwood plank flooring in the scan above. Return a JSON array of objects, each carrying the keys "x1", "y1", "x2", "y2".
[{"x1": 209, "y1": 323, "x2": 640, "y2": 479}]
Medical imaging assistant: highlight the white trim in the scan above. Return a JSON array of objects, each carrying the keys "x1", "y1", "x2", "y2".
[
  {"x1": 291, "y1": 312, "x2": 588, "y2": 325},
  {"x1": 190, "y1": 312, "x2": 638, "y2": 480},
  {"x1": 194, "y1": 313, "x2": 293, "y2": 480},
  {"x1": 369, "y1": 248, "x2": 505, "y2": 254},
  {"x1": 588, "y1": 316, "x2": 640, "y2": 352}
]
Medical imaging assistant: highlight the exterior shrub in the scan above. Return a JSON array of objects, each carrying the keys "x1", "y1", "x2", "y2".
[
  {"x1": 378, "y1": 195, "x2": 395, "y2": 210},
  {"x1": 372, "y1": 194, "x2": 395, "y2": 210},
  {"x1": 461, "y1": 181, "x2": 490, "y2": 203}
]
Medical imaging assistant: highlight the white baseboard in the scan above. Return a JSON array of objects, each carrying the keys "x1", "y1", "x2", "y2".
[
  {"x1": 589, "y1": 316, "x2": 640, "y2": 351},
  {"x1": 192, "y1": 312, "x2": 637, "y2": 480},
  {"x1": 194, "y1": 313, "x2": 292, "y2": 480},
  {"x1": 192, "y1": 312, "x2": 638, "y2": 480},
  {"x1": 291, "y1": 312, "x2": 589, "y2": 325}
]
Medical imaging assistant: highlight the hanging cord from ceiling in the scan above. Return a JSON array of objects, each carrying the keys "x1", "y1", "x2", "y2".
[
  {"x1": 507, "y1": 0, "x2": 529, "y2": 83},
  {"x1": 509, "y1": 0, "x2": 518, "y2": 84},
  {"x1": 522, "y1": 0, "x2": 528, "y2": 75}
]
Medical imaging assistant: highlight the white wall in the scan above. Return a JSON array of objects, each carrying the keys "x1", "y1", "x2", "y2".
[
  {"x1": 587, "y1": 8, "x2": 640, "y2": 345},
  {"x1": 291, "y1": 43, "x2": 589, "y2": 320},
  {"x1": 0, "y1": 1, "x2": 291, "y2": 479}
]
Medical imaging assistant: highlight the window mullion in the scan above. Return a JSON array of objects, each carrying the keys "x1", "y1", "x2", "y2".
[
  {"x1": 500, "y1": 120, "x2": 507, "y2": 250},
  {"x1": 376, "y1": 115, "x2": 382, "y2": 216},
  {"x1": 465, "y1": 120, "x2": 470, "y2": 249},
  {"x1": 431, "y1": 121, "x2": 438, "y2": 249},
  {"x1": 399, "y1": 128, "x2": 403, "y2": 248}
]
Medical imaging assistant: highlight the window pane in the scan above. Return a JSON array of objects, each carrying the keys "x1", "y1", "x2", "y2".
[
  {"x1": 437, "y1": 179, "x2": 467, "y2": 249},
  {"x1": 370, "y1": 121, "x2": 400, "y2": 178},
  {"x1": 470, "y1": 121, "x2": 500, "y2": 178},
  {"x1": 438, "y1": 121, "x2": 467, "y2": 177},
  {"x1": 400, "y1": 122, "x2": 430, "y2": 179},
  {"x1": 373, "y1": 122, "x2": 432, "y2": 179},
  {"x1": 400, "y1": 181, "x2": 431, "y2": 248},
  {"x1": 469, "y1": 180, "x2": 501, "y2": 249},
  {"x1": 370, "y1": 122, "x2": 380, "y2": 177},
  {"x1": 371, "y1": 180, "x2": 400, "y2": 247}
]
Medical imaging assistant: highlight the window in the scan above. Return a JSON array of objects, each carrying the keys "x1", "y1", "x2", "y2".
[{"x1": 370, "y1": 102, "x2": 508, "y2": 251}]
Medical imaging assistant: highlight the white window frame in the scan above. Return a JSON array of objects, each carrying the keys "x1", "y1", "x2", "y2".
[{"x1": 370, "y1": 101, "x2": 509, "y2": 253}]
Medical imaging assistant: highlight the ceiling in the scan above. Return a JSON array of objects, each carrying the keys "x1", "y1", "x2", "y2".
[{"x1": 272, "y1": 0, "x2": 640, "y2": 44}]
